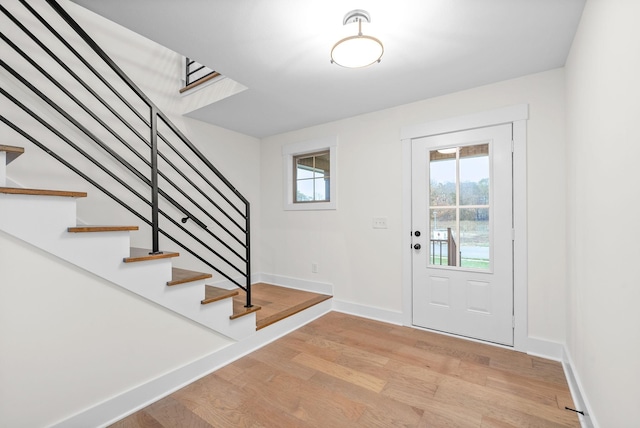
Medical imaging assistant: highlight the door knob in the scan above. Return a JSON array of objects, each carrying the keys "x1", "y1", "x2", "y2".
[{"x1": 413, "y1": 243, "x2": 421, "y2": 250}]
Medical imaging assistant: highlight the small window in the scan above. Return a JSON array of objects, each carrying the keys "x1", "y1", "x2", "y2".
[
  {"x1": 294, "y1": 151, "x2": 330, "y2": 203},
  {"x1": 283, "y1": 136, "x2": 337, "y2": 211}
]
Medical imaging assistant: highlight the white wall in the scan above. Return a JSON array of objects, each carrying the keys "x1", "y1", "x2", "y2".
[
  {"x1": 261, "y1": 68, "x2": 567, "y2": 343},
  {"x1": 0, "y1": 230, "x2": 233, "y2": 428},
  {"x1": 565, "y1": 0, "x2": 640, "y2": 426}
]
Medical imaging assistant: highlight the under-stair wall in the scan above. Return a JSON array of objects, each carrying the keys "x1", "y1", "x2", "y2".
[{"x1": 0, "y1": 229, "x2": 235, "y2": 428}]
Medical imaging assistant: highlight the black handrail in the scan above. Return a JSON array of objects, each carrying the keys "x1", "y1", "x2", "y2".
[{"x1": 0, "y1": 0, "x2": 252, "y2": 307}]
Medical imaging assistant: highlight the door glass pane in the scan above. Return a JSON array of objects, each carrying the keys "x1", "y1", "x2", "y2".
[
  {"x1": 460, "y1": 144, "x2": 489, "y2": 205},
  {"x1": 429, "y1": 208, "x2": 457, "y2": 266},
  {"x1": 460, "y1": 208, "x2": 490, "y2": 269},
  {"x1": 429, "y1": 143, "x2": 490, "y2": 270},
  {"x1": 430, "y1": 150, "x2": 456, "y2": 206}
]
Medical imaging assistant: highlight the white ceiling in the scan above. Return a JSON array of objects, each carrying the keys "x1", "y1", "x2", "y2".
[{"x1": 71, "y1": 0, "x2": 585, "y2": 138}]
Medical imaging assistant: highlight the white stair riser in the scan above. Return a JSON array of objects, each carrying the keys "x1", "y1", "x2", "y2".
[
  {"x1": 0, "y1": 152, "x2": 6, "y2": 186},
  {"x1": 199, "y1": 300, "x2": 257, "y2": 339},
  {"x1": 0, "y1": 194, "x2": 79, "y2": 245}
]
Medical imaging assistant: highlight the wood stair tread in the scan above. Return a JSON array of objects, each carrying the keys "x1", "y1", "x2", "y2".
[
  {"x1": 168, "y1": 267, "x2": 212, "y2": 286},
  {"x1": 179, "y1": 72, "x2": 221, "y2": 94},
  {"x1": 201, "y1": 285, "x2": 239, "y2": 304},
  {"x1": 0, "y1": 187, "x2": 87, "y2": 198},
  {"x1": 68, "y1": 225, "x2": 139, "y2": 233},
  {"x1": 123, "y1": 247, "x2": 179, "y2": 263},
  {"x1": 0, "y1": 145, "x2": 25, "y2": 164},
  {"x1": 230, "y1": 299, "x2": 261, "y2": 320},
  {"x1": 256, "y1": 294, "x2": 332, "y2": 330}
]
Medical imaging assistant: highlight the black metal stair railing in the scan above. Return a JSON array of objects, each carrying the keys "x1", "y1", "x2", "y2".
[
  {"x1": 184, "y1": 58, "x2": 219, "y2": 87},
  {"x1": 0, "y1": 0, "x2": 252, "y2": 307}
]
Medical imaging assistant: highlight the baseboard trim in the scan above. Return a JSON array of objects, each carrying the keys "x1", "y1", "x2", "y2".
[
  {"x1": 562, "y1": 347, "x2": 598, "y2": 428},
  {"x1": 527, "y1": 336, "x2": 564, "y2": 361},
  {"x1": 50, "y1": 299, "x2": 332, "y2": 428},
  {"x1": 332, "y1": 299, "x2": 403, "y2": 325},
  {"x1": 259, "y1": 272, "x2": 333, "y2": 295}
]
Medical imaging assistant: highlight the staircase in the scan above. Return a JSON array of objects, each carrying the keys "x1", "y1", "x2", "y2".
[
  {"x1": 0, "y1": 3, "x2": 336, "y2": 426},
  {"x1": 0, "y1": 144, "x2": 260, "y2": 340},
  {"x1": 0, "y1": 0, "x2": 263, "y2": 337}
]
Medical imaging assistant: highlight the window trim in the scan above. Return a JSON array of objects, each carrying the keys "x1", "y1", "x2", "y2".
[{"x1": 283, "y1": 136, "x2": 337, "y2": 211}]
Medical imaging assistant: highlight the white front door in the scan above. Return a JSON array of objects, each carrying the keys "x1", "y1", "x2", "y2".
[{"x1": 411, "y1": 124, "x2": 514, "y2": 346}]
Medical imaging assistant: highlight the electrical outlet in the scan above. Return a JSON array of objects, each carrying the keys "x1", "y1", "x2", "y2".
[
  {"x1": 311, "y1": 263, "x2": 318, "y2": 273},
  {"x1": 373, "y1": 217, "x2": 388, "y2": 229}
]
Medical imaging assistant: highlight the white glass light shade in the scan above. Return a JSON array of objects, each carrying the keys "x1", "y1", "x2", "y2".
[{"x1": 331, "y1": 34, "x2": 384, "y2": 68}]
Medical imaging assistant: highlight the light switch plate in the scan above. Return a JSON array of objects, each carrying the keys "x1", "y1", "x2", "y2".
[{"x1": 373, "y1": 217, "x2": 388, "y2": 229}]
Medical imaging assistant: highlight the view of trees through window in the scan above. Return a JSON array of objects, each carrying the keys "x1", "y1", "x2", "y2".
[{"x1": 429, "y1": 144, "x2": 490, "y2": 269}]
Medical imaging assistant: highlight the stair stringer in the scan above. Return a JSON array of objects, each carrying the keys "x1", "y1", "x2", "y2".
[{"x1": 0, "y1": 192, "x2": 257, "y2": 340}]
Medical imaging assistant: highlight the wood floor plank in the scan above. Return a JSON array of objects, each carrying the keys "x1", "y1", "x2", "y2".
[
  {"x1": 143, "y1": 396, "x2": 212, "y2": 427},
  {"x1": 383, "y1": 358, "x2": 446, "y2": 387},
  {"x1": 388, "y1": 343, "x2": 463, "y2": 376},
  {"x1": 415, "y1": 338, "x2": 492, "y2": 366},
  {"x1": 110, "y1": 411, "x2": 163, "y2": 428},
  {"x1": 485, "y1": 373, "x2": 562, "y2": 407},
  {"x1": 111, "y1": 312, "x2": 580, "y2": 428},
  {"x1": 292, "y1": 352, "x2": 387, "y2": 393},
  {"x1": 417, "y1": 395, "x2": 485, "y2": 427},
  {"x1": 307, "y1": 335, "x2": 391, "y2": 367},
  {"x1": 379, "y1": 372, "x2": 438, "y2": 410},
  {"x1": 249, "y1": 342, "x2": 317, "y2": 381},
  {"x1": 480, "y1": 415, "x2": 521, "y2": 428},
  {"x1": 356, "y1": 407, "x2": 423, "y2": 428},
  {"x1": 257, "y1": 371, "x2": 367, "y2": 426},
  {"x1": 309, "y1": 370, "x2": 425, "y2": 427},
  {"x1": 435, "y1": 376, "x2": 580, "y2": 427},
  {"x1": 278, "y1": 331, "x2": 342, "y2": 363}
]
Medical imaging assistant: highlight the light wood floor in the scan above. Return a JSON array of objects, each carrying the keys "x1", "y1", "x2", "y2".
[{"x1": 111, "y1": 312, "x2": 579, "y2": 427}]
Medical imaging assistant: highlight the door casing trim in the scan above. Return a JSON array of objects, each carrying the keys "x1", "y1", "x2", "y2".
[{"x1": 401, "y1": 104, "x2": 529, "y2": 351}]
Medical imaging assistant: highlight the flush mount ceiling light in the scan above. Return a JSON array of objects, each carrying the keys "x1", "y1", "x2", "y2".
[{"x1": 330, "y1": 9, "x2": 384, "y2": 68}]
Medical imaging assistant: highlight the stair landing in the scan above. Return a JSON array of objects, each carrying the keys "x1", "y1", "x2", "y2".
[{"x1": 234, "y1": 283, "x2": 332, "y2": 330}]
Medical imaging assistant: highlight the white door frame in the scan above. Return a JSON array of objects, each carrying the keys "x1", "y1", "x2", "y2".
[{"x1": 400, "y1": 104, "x2": 529, "y2": 351}]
